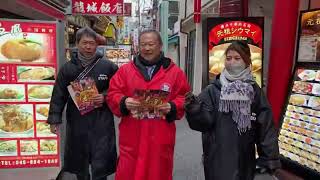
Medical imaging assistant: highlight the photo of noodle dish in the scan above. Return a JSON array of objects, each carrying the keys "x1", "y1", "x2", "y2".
[
  {"x1": 17, "y1": 66, "x2": 55, "y2": 82},
  {"x1": 20, "y1": 140, "x2": 38, "y2": 155},
  {"x1": 0, "y1": 140, "x2": 17, "y2": 156},
  {"x1": 0, "y1": 104, "x2": 34, "y2": 137}
]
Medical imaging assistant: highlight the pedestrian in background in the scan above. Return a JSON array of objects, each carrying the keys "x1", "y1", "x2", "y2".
[
  {"x1": 184, "y1": 41, "x2": 281, "y2": 180},
  {"x1": 107, "y1": 29, "x2": 190, "y2": 180},
  {"x1": 48, "y1": 27, "x2": 118, "y2": 180}
]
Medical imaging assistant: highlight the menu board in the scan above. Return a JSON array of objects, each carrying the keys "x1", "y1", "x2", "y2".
[
  {"x1": 0, "y1": 19, "x2": 59, "y2": 168},
  {"x1": 279, "y1": 68, "x2": 320, "y2": 173},
  {"x1": 105, "y1": 45, "x2": 131, "y2": 67},
  {"x1": 207, "y1": 17, "x2": 264, "y2": 87},
  {"x1": 297, "y1": 9, "x2": 320, "y2": 62}
]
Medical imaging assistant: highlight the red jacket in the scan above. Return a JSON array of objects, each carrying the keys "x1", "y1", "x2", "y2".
[{"x1": 107, "y1": 57, "x2": 190, "y2": 180}]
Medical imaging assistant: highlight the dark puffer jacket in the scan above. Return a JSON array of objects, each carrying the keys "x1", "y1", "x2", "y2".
[{"x1": 185, "y1": 78, "x2": 281, "y2": 180}]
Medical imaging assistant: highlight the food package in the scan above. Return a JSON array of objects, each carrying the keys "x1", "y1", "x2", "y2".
[
  {"x1": 308, "y1": 96, "x2": 320, "y2": 109},
  {"x1": 297, "y1": 69, "x2": 316, "y2": 81},
  {"x1": 289, "y1": 94, "x2": 309, "y2": 106},
  {"x1": 293, "y1": 81, "x2": 313, "y2": 94}
]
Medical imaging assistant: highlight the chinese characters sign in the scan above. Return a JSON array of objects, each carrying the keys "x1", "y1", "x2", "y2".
[
  {"x1": 123, "y1": 3, "x2": 132, "y2": 17},
  {"x1": 207, "y1": 17, "x2": 264, "y2": 87},
  {"x1": 72, "y1": 0, "x2": 124, "y2": 15},
  {"x1": 298, "y1": 10, "x2": 320, "y2": 62},
  {"x1": 0, "y1": 19, "x2": 59, "y2": 168}
]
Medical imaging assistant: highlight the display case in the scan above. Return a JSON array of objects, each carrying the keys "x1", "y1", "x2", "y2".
[{"x1": 278, "y1": 9, "x2": 320, "y2": 179}]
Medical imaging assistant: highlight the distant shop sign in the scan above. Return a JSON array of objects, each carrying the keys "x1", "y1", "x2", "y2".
[
  {"x1": 72, "y1": 0, "x2": 124, "y2": 15},
  {"x1": 123, "y1": 3, "x2": 132, "y2": 17}
]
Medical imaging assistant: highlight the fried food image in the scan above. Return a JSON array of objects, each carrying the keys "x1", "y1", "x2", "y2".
[
  {"x1": 28, "y1": 86, "x2": 53, "y2": 99},
  {"x1": 1, "y1": 39, "x2": 43, "y2": 61},
  {"x1": 19, "y1": 67, "x2": 54, "y2": 80},
  {"x1": 40, "y1": 140, "x2": 57, "y2": 152},
  {"x1": 0, "y1": 105, "x2": 33, "y2": 132},
  {"x1": 36, "y1": 122, "x2": 51, "y2": 134},
  {"x1": 106, "y1": 49, "x2": 130, "y2": 59},
  {"x1": 37, "y1": 106, "x2": 49, "y2": 117},
  {"x1": 0, "y1": 88, "x2": 18, "y2": 99}
]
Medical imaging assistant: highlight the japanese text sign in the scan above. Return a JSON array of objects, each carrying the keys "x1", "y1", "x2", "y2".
[
  {"x1": 207, "y1": 17, "x2": 264, "y2": 87},
  {"x1": 72, "y1": 0, "x2": 124, "y2": 15}
]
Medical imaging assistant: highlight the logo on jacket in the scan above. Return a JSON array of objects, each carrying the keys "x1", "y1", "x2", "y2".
[
  {"x1": 98, "y1": 74, "x2": 108, "y2": 81},
  {"x1": 250, "y1": 113, "x2": 256, "y2": 121},
  {"x1": 160, "y1": 83, "x2": 171, "y2": 92}
]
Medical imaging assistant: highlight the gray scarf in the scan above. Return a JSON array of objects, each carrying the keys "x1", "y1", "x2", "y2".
[
  {"x1": 219, "y1": 67, "x2": 255, "y2": 134},
  {"x1": 78, "y1": 51, "x2": 98, "y2": 67}
]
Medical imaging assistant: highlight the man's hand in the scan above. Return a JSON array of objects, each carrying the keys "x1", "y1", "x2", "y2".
[
  {"x1": 125, "y1": 97, "x2": 141, "y2": 111},
  {"x1": 157, "y1": 103, "x2": 171, "y2": 115},
  {"x1": 50, "y1": 124, "x2": 59, "y2": 135},
  {"x1": 90, "y1": 94, "x2": 104, "y2": 107},
  {"x1": 184, "y1": 91, "x2": 196, "y2": 107}
]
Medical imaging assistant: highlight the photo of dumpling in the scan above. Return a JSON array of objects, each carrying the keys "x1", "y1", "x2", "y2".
[{"x1": 1, "y1": 39, "x2": 43, "y2": 61}]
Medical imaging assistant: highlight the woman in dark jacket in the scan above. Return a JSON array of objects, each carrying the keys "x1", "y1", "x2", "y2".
[{"x1": 185, "y1": 41, "x2": 281, "y2": 180}]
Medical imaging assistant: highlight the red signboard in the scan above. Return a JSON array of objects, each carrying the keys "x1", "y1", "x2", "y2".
[
  {"x1": 208, "y1": 21, "x2": 263, "y2": 50},
  {"x1": 0, "y1": 19, "x2": 59, "y2": 168},
  {"x1": 72, "y1": 0, "x2": 124, "y2": 15},
  {"x1": 207, "y1": 17, "x2": 264, "y2": 87},
  {"x1": 123, "y1": 3, "x2": 132, "y2": 17}
]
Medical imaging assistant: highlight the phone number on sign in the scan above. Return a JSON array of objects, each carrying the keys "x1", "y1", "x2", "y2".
[{"x1": 0, "y1": 158, "x2": 58, "y2": 166}]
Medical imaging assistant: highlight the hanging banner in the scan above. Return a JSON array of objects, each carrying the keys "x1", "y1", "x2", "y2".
[
  {"x1": 0, "y1": 19, "x2": 59, "y2": 168},
  {"x1": 72, "y1": 0, "x2": 124, "y2": 15},
  {"x1": 123, "y1": 3, "x2": 132, "y2": 17},
  {"x1": 207, "y1": 17, "x2": 264, "y2": 87}
]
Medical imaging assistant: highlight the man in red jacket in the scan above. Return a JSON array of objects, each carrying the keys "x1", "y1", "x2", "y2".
[{"x1": 107, "y1": 30, "x2": 190, "y2": 180}]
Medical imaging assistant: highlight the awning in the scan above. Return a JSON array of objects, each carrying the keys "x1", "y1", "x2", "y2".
[{"x1": 17, "y1": 0, "x2": 66, "y2": 20}]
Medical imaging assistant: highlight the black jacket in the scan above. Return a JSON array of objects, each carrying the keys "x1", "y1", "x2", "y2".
[
  {"x1": 47, "y1": 51, "x2": 118, "y2": 178},
  {"x1": 185, "y1": 78, "x2": 281, "y2": 180}
]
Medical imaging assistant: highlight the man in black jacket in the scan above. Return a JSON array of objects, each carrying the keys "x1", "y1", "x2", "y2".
[{"x1": 48, "y1": 27, "x2": 118, "y2": 180}]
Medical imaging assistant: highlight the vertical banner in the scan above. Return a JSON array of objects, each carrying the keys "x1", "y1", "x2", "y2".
[
  {"x1": 0, "y1": 19, "x2": 59, "y2": 168},
  {"x1": 207, "y1": 17, "x2": 264, "y2": 87}
]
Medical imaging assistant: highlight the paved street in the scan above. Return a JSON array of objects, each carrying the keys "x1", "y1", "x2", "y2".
[
  {"x1": 172, "y1": 119, "x2": 273, "y2": 180},
  {"x1": 0, "y1": 117, "x2": 274, "y2": 180}
]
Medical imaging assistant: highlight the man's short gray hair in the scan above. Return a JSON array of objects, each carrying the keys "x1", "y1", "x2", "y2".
[
  {"x1": 76, "y1": 27, "x2": 97, "y2": 44},
  {"x1": 138, "y1": 29, "x2": 163, "y2": 46}
]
